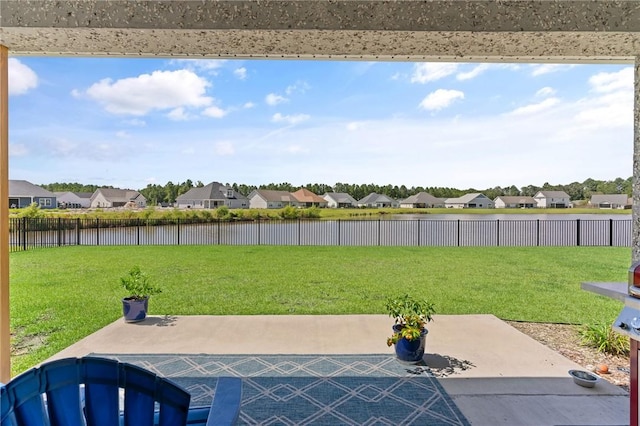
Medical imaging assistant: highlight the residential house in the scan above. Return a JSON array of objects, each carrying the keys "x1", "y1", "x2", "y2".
[
  {"x1": 533, "y1": 191, "x2": 571, "y2": 208},
  {"x1": 90, "y1": 188, "x2": 147, "y2": 208},
  {"x1": 248, "y1": 189, "x2": 300, "y2": 209},
  {"x1": 494, "y1": 196, "x2": 536, "y2": 209},
  {"x1": 588, "y1": 194, "x2": 630, "y2": 209},
  {"x1": 55, "y1": 191, "x2": 92, "y2": 209},
  {"x1": 323, "y1": 192, "x2": 357, "y2": 208},
  {"x1": 445, "y1": 193, "x2": 494, "y2": 209},
  {"x1": 9, "y1": 179, "x2": 57, "y2": 209},
  {"x1": 399, "y1": 192, "x2": 444, "y2": 208},
  {"x1": 175, "y1": 182, "x2": 249, "y2": 209},
  {"x1": 357, "y1": 193, "x2": 399, "y2": 208},
  {"x1": 291, "y1": 188, "x2": 328, "y2": 208}
]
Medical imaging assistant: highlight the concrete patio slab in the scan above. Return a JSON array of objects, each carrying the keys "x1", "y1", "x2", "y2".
[{"x1": 49, "y1": 314, "x2": 629, "y2": 426}]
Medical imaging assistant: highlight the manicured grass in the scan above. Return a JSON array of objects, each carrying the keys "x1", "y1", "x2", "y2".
[{"x1": 9, "y1": 245, "x2": 629, "y2": 375}]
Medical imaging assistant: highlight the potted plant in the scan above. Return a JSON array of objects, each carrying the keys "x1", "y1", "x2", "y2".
[
  {"x1": 385, "y1": 294, "x2": 435, "y2": 363},
  {"x1": 120, "y1": 265, "x2": 162, "y2": 323}
]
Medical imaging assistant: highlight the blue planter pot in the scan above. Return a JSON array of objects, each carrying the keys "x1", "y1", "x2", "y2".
[
  {"x1": 392, "y1": 325, "x2": 428, "y2": 363},
  {"x1": 122, "y1": 297, "x2": 148, "y2": 323}
]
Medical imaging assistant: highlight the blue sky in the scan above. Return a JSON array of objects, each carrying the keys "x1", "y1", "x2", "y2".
[{"x1": 7, "y1": 57, "x2": 633, "y2": 191}]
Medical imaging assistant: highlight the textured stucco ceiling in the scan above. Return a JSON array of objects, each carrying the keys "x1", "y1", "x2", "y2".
[{"x1": 0, "y1": 1, "x2": 639, "y2": 62}]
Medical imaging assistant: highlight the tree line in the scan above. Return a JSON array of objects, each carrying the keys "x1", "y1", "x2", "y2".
[{"x1": 41, "y1": 177, "x2": 632, "y2": 206}]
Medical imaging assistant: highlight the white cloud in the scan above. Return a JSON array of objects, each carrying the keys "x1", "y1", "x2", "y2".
[
  {"x1": 411, "y1": 63, "x2": 458, "y2": 83},
  {"x1": 243, "y1": 102, "x2": 256, "y2": 109},
  {"x1": 530, "y1": 64, "x2": 577, "y2": 76},
  {"x1": 418, "y1": 89, "x2": 464, "y2": 111},
  {"x1": 456, "y1": 64, "x2": 491, "y2": 81},
  {"x1": 215, "y1": 141, "x2": 234, "y2": 156},
  {"x1": 124, "y1": 118, "x2": 146, "y2": 127},
  {"x1": 272, "y1": 113, "x2": 310, "y2": 124},
  {"x1": 234, "y1": 67, "x2": 247, "y2": 80},
  {"x1": 84, "y1": 69, "x2": 212, "y2": 115},
  {"x1": 167, "y1": 107, "x2": 191, "y2": 121},
  {"x1": 536, "y1": 87, "x2": 556, "y2": 97},
  {"x1": 265, "y1": 93, "x2": 287, "y2": 106},
  {"x1": 285, "y1": 81, "x2": 310, "y2": 95},
  {"x1": 9, "y1": 58, "x2": 38, "y2": 95},
  {"x1": 9, "y1": 143, "x2": 28, "y2": 157},
  {"x1": 588, "y1": 67, "x2": 633, "y2": 93},
  {"x1": 116, "y1": 131, "x2": 131, "y2": 139},
  {"x1": 202, "y1": 105, "x2": 228, "y2": 118},
  {"x1": 507, "y1": 98, "x2": 560, "y2": 116},
  {"x1": 286, "y1": 145, "x2": 308, "y2": 154},
  {"x1": 347, "y1": 122, "x2": 364, "y2": 131},
  {"x1": 169, "y1": 59, "x2": 227, "y2": 73}
]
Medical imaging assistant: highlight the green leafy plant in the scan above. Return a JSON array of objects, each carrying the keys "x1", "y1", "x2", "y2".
[
  {"x1": 120, "y1": 266, "x2": 162, "y2": 301},
  {"x1": 385, "y1": 294, "x2": 435, "y2": 346},
  {"x1": 579, "y1": 322, "x2": 629, "y2": 356}
]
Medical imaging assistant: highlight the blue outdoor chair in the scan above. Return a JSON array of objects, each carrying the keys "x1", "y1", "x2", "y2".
[{"x1": 0, "y1": 356, "x2": 242, "y2": 426}]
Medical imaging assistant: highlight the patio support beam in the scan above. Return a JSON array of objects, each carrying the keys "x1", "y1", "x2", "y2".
[
  {"x1": 0, "y1": 44, "x2": 9, "y2": 382},
  {"x1": 635, "y1": 56, "x2": 640, "y2": 263}
]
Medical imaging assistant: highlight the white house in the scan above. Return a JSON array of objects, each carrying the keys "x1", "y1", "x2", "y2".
[
  {"x1": 90, "y1": 188, "x2": 146, "y2": 208},
  {"x1": 445, "y1": 193, "x2": 494, "y2": 209},
  {"x1": 494, "y1": 196, "x2": 536, "y2": 209},
  {"x1": 588, "y1": 194, "x2": 630, "y2": 209},
  {"x1": 399, "y1": 192, "x2": 444, "y2": 208},
  {"x1": 248, "y1": 189, "x2": 300, "y2": 209},
  {"x1": 175, "y1": 182, "x2": 249, "y2": 209},
  {"x1": 533, "y1": 191, "x2": 571, "y2": 208},
  {"x1": 323, "y1": 192, "x2": 357, "y2": 208}
]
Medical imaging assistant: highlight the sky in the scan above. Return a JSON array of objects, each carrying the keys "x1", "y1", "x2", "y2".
[{"x1": 6, "y1": 57, "x2": 634, "y2": 191}]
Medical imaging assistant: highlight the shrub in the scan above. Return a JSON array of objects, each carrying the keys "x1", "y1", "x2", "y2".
[
  {"x1": 579, "y1": 322, "x2": 629, "y2": 356},
  {"x1": 215, "y1": 206, "x2": 229, "y2": 219},
  {"x1": 280, "y1": 205, "x2": 299, "y2": 220},
  {"x1": 20, "y1": 203, "x2": 43, "y2": 218}
]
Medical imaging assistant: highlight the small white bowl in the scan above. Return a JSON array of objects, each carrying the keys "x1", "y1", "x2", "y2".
[{"x1": 569, "y1": 369, "x2": 600, "y2": 388}]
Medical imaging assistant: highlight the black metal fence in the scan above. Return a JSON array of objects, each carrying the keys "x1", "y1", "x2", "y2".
[{"x1": 8, "y1": 217, "x2": 632, "y2": 252}]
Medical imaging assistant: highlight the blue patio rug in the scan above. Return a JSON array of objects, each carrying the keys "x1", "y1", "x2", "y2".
[{"x1": 93, "y1": 353, "x2": 470, "y2": 426}]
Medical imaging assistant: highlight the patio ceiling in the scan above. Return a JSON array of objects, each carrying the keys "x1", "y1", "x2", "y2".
[{"x1": 0, "y1": 0, "x2": 639, "y2": 62}]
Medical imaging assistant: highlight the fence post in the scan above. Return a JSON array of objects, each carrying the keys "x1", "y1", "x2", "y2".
[
  {"x1": 217, "y1": 219, "x2": 221, "y2": 245},
  {"x1": 576, "y1": 219, "x2": 581, "y2": 247},
  {"x1": 378, "y1": 219, "x2": 381, "y2": 246},
  {"x1": 536, "y1": 219, "x2": 540, "y2": 247},
  {"x1": 338, "y1": 219, "x2": 341, "y2": 246},
  {"x1": 22, "y1": 217, "x2": 26, "y2": 251},
  {"x1": 610, "y1": 218, "x2": 614, "y2": 247},
  {"x1": 137, "y1": 218, "x2": 140, "y2": 246},
  {"x1": 417, "y1": 220, "x2": 421, "y2": 247},
  {"x1": 457, "y1": 220, "x2": 461, "y2": 247},
  {"x1": 177, "y1": 218, "x2": 180, "y2": 245},
  {"x1": 76, "y1": 218, "x2": 80, "y2": 246},
  {"x1": 96, "y1": 218, "x2": 99, "y2": 246},
  {"x1": 496, "y1": 219, "x2": 500, "y2": 247},
  {"x1": 298, "y1": 218, "x2": 301, "y2": 246},
  {"x1": 258, "y1": 218, "x2": 260, "y2": 245},
  {"x1": 57, "y1": 217, "x2": 61, "y2": 247}
]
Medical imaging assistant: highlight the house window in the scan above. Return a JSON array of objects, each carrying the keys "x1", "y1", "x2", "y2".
[
  {"x1": 39, "y1": 198, "x2": 51, "y2": 207},
  {"x1": 227, "y1": 189, "x2": 234, "y2": 198}
]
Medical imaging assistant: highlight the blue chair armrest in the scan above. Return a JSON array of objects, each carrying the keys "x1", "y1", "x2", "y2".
[{"x1": 206, "y1": 377, "x2": 242, "y2": 426}]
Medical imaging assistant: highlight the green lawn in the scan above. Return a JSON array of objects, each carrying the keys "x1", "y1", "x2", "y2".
[{"x1": 9, "y1": 245, "x2": 630, "y2": 375}]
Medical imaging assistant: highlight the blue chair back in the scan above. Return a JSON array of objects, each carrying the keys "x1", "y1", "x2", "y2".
[{"x1": 1, "y1": 357, "x2": 191, "y2": 426}]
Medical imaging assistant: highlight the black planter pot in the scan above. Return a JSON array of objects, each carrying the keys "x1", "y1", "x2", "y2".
[
  {"x1": 392, "y1": 325, "x2": 428, "y2": 363},
  {"x1": 122, "y1": 297, "x2": 149, "y2": 323}
]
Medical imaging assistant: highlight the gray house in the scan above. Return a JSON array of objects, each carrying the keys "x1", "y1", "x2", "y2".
[
  {"x1": 90, "y1": 188, "x2": 146, "y2": 208},
  {"x1": 357, "y1": 193, "x2": 399, "y2": 208},
  {"x1": 55, "y1": 191, "x2": 92, "y2": 208},
  {"x1": 589, "y1": 194, "x2": 630, "y2": 209},
  {"x1": 248, "y1": 189, "x2": 300, "y2": 209},
  {"x1": 9, "y1": 180, "x2": 57, "y2": 209},
  {"x1": 176, "y1": 182, "x2": 249, "y2": 209},
  {"x1": 323, "y1": 192, "x2": 357, "y2": 208},
  {"x1": 399, "y1": 192, "x2": 444, "y2": 208},
  {"x1": 445, "y1": 193, "x2": 494, "y2": 209}
]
